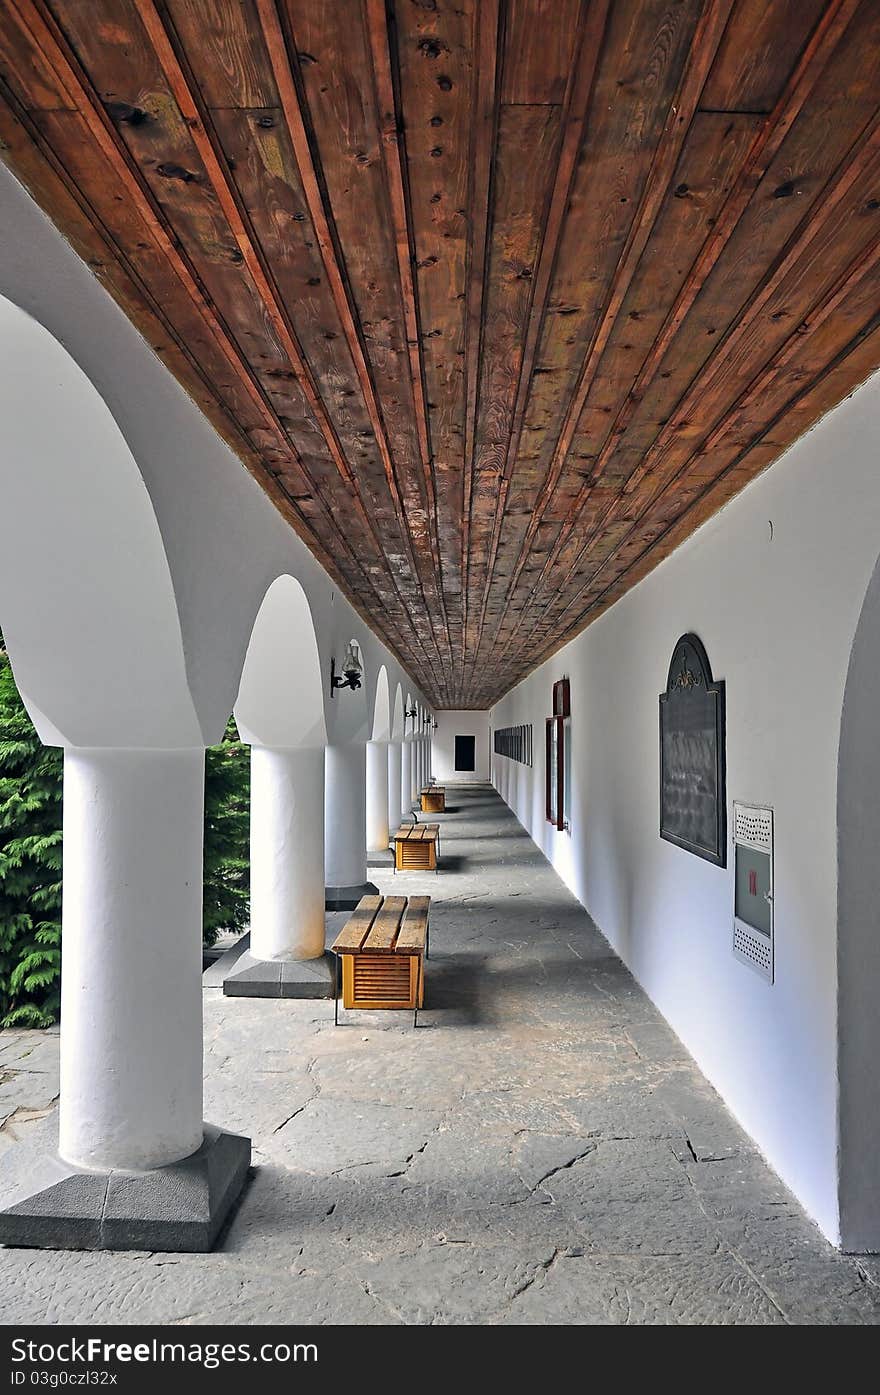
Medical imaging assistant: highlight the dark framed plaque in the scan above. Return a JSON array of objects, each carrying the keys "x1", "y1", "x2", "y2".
[{"x1": 659, "y1": 634, "x2": 726, "y2": 867}]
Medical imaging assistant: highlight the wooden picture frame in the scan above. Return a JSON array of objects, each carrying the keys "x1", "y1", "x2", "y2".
[{"x1": 659, "y1": 633, "x2": 726, "y2": 866}]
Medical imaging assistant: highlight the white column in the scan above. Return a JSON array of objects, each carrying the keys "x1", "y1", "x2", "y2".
[
  {"x1": 366, "y1": 739, "x2": 389, "y2": 852},
  {"x1": 388, "y1": 740, "x2": 403, "y2": 833},
  {"x1": 60, "y1": 748, "x2": 204, "y2": 1172},
  {"x1": 411, "y1": 738, "x2": 420, "y2": 801},
  {"x1": 250, "y1": 746, "x2": 324, "y2": 962},
  {"x1": 325, "y1": 742, "x2": 367, "y2": 887},
  {"x1": 401, "y1": 739, "x2": 412, "y2": 813}
]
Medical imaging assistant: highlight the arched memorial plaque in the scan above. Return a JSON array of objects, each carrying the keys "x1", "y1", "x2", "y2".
[{"x1": 659, "y1": 634, "x2": 726, "y2": 867}]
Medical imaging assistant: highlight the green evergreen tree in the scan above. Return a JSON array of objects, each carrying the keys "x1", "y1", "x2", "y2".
[
  {"x1": 0, "y1": 636, "x2": 63, "y2": 1027},
  {"x1": 203, "y1": 719, "x2": 250, "y2": 946},
  {"x1": 0, "y1": 633, "x2": 251, "y2": 1023}
]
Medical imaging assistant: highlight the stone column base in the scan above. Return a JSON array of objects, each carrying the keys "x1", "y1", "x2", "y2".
[
  {"x1": 0, "y1": 1124, "x2": 250, "y2": 1253},
  {"x1": 325, "y1": 880, "x2": 380, "y2": 911},
  {"x1": 223, "y1": 948, "x2": 335, "y2": 999}
]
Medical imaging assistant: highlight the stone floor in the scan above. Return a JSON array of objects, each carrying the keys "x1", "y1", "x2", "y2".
[{"x1": 1, "y1": 783, "x2": 878, "y2": 1324}]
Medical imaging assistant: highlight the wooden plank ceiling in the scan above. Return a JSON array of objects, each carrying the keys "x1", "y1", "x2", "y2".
[{"x1": 1, "y1": 1, "x2": 879, "y2": 707}]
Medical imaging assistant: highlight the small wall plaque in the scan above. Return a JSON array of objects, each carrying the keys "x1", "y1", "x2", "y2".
[{"x1": 732, "y1": 802, "x2": 774, "y2": 982}]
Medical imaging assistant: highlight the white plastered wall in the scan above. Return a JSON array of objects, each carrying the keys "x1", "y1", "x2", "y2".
[{"x1": 492, "y1": 367, "x2": 880, "y2": 1245}]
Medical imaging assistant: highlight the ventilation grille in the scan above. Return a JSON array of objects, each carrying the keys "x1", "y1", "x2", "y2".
[
  {"x1": 399, "y1": 841, "x2": 433, "y2": 869},
  {"x1": 733, "y1": 921, "x2": 773, "y2": 981},
  {"x1": 734, "y1": 803, "x2": 772, "y2": 853},
  {"x1": 352, "y1": 955, "x2": 411, "y2": 1003}
]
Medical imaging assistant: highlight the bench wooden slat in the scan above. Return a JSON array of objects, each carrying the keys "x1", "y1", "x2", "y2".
[
  {"x1": 330, "y1": 895, "x2": 382, "y2": 953},
  {"x1": 396, "y1": 896, "x2": 430, "y2": 954},
  {"x1": 362, "y1": 895, "x2": 408, "y2": 953}
]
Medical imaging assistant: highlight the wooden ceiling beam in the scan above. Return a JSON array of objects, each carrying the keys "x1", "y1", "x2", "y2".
[
  {"x1": 135, "y1": 0, "x2": 447, "y2": 690},
  {"x1": 464, "y1": 0, "x2": 611, "y2": 689},
  {"x1": 0, "y1": 69, "x2": 242, "y2": 463},
  {"x1": 460, "y1": 0, "x2": 502, "y2": 703},
  {"x1": 8, "y1": 0, "x2": 435, "y2": 682},
  {"x1": 512, "y1": 103, "x2": 880, "y2": 657},
  {"x1": 253, "y1": 0, "x2": 453, "y2": 700},
  {"x1": 490, "y1": 0, "x2": 863, "y2": 675},
  {"x1": 0, "y1": 82, "x2": 434, "y2": 678},
  {"x1": 363, "y1": 0, "x2": 456, "y2": 696},
  {"x1": 551, "y1": 226, "x2": 880, "y2": 634},
  {"x1": 581, "y1": 322, "x2": 880, "y2": 646},
  {"x1": 485, "y1": 234, "x2": 880, "y2": 705},
  {"x1": 3, "y1": 1, "x2": 878, "y2": 707},
  {"x1": 12, "y1": 0, "x2": 288, "y2": 442},
  {"x1": 473, "y1": 0, "x2": 735, "y2": 680},
  {"x1": 0, "y1": 75, "x2": 353, "y2": 610},
  {"x1": 506, "y1": 299, "x2": 880, "y2": 705}
]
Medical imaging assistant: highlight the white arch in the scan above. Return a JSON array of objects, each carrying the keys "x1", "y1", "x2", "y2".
[
  {"x1": 391, "y1": 683, "x2": 405, "y2": 740},
  {"x1": 0, "y1": 295, "x2": 200, "y2": 748},
  {"x1": 234, "y1": 575, "x2": 327, "y2": 749},
  {"x1": 837, "y1": 551, "x2": 880, "y2": 1250},
  {"x1": 371, "y1": 665, "x2": 391, "y2": 741}
]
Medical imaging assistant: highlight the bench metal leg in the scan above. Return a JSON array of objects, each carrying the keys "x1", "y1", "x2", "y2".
[
  {"x1": 413, "y1": 952, "x2": 424, "y2": 1029},
  {"x1": 426, "y1": 921, "x2": 430, "y2": 960},
  {"x1": 333, "y1": 954, "x2": 340, "y2": 1026}
]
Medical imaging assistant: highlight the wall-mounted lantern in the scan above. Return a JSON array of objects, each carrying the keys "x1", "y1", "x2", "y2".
[{"x1": 330, "y1": 640, "x2": 363, "y2": 697}]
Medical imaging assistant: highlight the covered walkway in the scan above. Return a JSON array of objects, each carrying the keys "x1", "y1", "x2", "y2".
[{"x1": 1, "y1": 787, "x2": 877, "y2": 1325}]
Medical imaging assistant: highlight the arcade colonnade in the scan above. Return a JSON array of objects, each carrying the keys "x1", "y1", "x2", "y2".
[{"x1": 0, "y1": 161, "x2": 437, "y2": 1251}]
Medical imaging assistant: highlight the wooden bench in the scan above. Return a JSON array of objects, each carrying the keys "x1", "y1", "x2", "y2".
[
  {"x1": 420, "y1": 785, "x2": 446, "y2": 813},
  {"x1": 330, "y1": 894, "x2": 430, "y2": 1027},
  {"x1": 392, "y1": 822, "x2": 440, "y2": 873}
]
